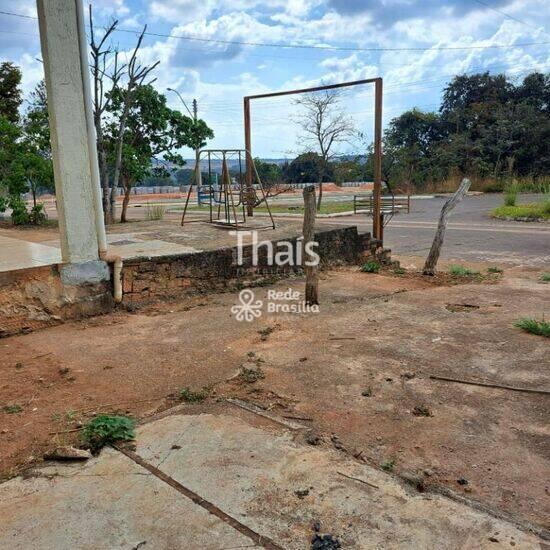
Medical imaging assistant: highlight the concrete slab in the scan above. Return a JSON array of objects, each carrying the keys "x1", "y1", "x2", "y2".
[
  {"x1": 0, "y1": 235, "x2": 61, "y2": 272},
  {"x1": 0, "y1": 447, "x2": 252, "y2": 550},
  {"x1": 134, "y1": 412, "x2": 542, "y2": 549}
]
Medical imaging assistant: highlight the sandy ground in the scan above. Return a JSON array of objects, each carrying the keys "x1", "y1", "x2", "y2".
[{"x1": 1, "y1": 263, "x2": 548, "y2": 536}]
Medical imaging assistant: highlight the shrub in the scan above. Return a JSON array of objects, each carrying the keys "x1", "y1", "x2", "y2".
[
  {"x1": 82, "y1": 415, "x2": 135, "y2": 451},
  {"x1": 9, "y1": 196, "x2": 30, "y2": 225},
  {"x1": 503, "y1": 184, "x2": 518, "y2": 207},
  {"x1": 180, "y1": 387, "x2": 210, "y2": 403},
  {"x1": 448, "y1": 265, "x2": 480, "y2": 277},
  {"x1": 29, "y1": 203, "x2": 47, "y2": 225},
  {"x1": 514, "y1": 318, "x2": 550, "y2": 338},
  {"x1": 146, "y1": 203, "x2": 166, "y2": 221},
  {"x1": 361, "y1": 261, "x2": 380, "y2": 273},
  {"x1": 540, "y1": 272, "x2": 550, "y2": 282}
]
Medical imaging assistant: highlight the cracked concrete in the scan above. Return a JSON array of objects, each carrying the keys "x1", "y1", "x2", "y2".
[{"x1": 0, "y1": 409, "x2": 544, "y2": 549}]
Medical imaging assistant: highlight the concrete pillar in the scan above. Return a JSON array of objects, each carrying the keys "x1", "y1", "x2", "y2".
[{"x1": 37, "y1": 0, "x2": 99, "y2": 264}]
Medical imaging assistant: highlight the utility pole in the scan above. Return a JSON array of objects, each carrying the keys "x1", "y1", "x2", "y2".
[
  {"x1": 192, "y1": 98, "x2": 203, "y2": 204},
  {"x1": 166, "y1": 88, "x2": 202, "y2": 203}
]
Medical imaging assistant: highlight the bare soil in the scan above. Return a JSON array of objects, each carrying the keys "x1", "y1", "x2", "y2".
[{"x1": 0, "y1": 264, "x2": 548, "y2": 532}]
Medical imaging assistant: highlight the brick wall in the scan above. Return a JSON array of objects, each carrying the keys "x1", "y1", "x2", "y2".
[{"x1": 121, "y1": 227, "x2": 390, "y2": 304}]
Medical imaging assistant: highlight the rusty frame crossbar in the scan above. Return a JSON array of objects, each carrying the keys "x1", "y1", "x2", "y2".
[{"x1": 243, "y1": 77, "x2": 384, "y2": 240}]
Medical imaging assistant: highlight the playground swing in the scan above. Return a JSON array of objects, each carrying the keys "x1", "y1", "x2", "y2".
[{"x1": 181, "y1": 149, "x2": 276, "y2": 230}]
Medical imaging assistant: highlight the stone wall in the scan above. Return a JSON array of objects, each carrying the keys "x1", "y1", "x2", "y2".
[
  {"x1": 0, "y1": 265, "x2": 113, "y2": 338},
  {"x1": 121, "y1": 227, "x2": 391, "y2": 304}
]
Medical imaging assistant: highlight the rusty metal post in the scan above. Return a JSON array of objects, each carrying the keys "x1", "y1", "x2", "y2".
[
  {"x1": 373, "y1": 78, "x2": 383, "y2": 241},
  {"x1": 243, "y1": 97, "x2": 253, "y2": 217}
]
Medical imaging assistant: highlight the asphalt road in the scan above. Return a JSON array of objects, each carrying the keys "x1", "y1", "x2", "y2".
[{"x1": 318, "y1": 193, "x2": 549, "y2": 267}]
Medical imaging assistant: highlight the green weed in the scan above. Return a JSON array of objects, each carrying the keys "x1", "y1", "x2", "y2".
[
  {"x1": 361, "y1": 261, "x2": 381, "y2": 273},
  {"x1": 3, "y1": 404, "x2": 22, "y2": 414},
  {"x1": 514, "y1": 318, "x2": 550, "y2": 338},
  {"x1": 381, "y1": 458, "x2": 395, "y2": 472},
  {"x1": 82, "y1": 415, "x2": 135, "y2": 452},
  {"x1": 448, "y1": 265, "x2": 480, "y2": 277}
]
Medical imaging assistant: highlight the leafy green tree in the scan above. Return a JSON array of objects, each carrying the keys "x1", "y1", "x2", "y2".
[
  {"x1": 0, "y1": 62, "x2": 22, "y2": 123},
  {"x1": 283, "y1": 152, "x2": 334, "y2": 184},
  {"x1": 105, "y1": 84, "x2": 213, "y2": 222},
  {"x1": 254, "y1": 158, "x2": 283, "y2": 187}
]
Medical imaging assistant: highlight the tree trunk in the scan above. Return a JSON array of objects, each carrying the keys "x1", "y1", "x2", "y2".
[
  {"x1": 423, "y1": 178, "x2": 471, "y2": 276},
  {"x1": 303, "y1": 185, "x2": 319, "y2": 305},
  {"x1": 316, "y1": 181, "x2": 323, "y2": 211},
  {"x1": 120, "y1": 177, "x2": 131, "y2": 223},
  {"x1": 111, "y1": 100, "x2": 131, "y2": 220}
]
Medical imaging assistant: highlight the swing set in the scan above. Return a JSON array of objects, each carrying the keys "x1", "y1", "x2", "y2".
[{"x1": 180, "y1": 149, "x2": 276, "y2": 231}]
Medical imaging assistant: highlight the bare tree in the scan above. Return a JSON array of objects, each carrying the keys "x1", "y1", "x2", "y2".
[
  {"x1": 293, "y1": 90, "x2": 355, "y2": 210},
  {"x1": 423, "y1": 178, "x2": 471, "y2": 275},
  {"x1": 89, "y1": 7, "x2": 124, "y2": 224}
]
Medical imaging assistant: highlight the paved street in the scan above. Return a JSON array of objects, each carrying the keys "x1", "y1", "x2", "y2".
[{"x1": 316, "y1": 193, "x2": 549, "y2": 267}]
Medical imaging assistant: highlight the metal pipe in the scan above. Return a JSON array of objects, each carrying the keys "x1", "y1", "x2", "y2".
[
  {"x1": 373, "y1": 78, "x2": 383, "y2": 241},
  {"x1": 75, "y1": 0, "x2": 107, "y2": 255}
]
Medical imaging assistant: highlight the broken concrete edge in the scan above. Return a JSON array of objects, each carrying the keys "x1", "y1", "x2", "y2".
[{"x1": 0, "y1": 262, "x2": 113, "y2": 339}]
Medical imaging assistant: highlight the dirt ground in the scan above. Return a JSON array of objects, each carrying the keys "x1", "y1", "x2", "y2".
[{"x1": 1, "y1": 262, "x2": 549, "y2": 536}]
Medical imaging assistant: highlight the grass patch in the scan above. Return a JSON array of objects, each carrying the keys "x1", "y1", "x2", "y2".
[
  {"x1": 82, "y1": 415, "x2": 135, "y2": 452},
  {"x1": 381, "y1": 458, "x2": 395, "y2": 472},
  {"x1": 393, "y1": 266, "x2": 406, "y2": 275},
  {"x1": 448, "y1": 264, "x2": 480, "y2": 277},
  {"x1": 180, "y1": 386, "x2": 210, "y2": 403},
  {"x1": 361, "y1": 261, "x2": 381, "y2": 273},
  {"x1": 146, "y1": 203, "x2": 166, "y2": 221},
  {"x1": 176, "y1": 200, "x2": 359, "y2": 216},
  {"x1": 3, "y1": 404, "x2": 22, "y2": 414},
  {"x1": 540, "y1": 272, "x2": 550, "y2": 282},
  {"x1": 514, "y1": 318, "x2": 550, "y2": 338},
  {"x1": 491, "y1": 201, "x2": 550, "y2": 221},
  {"x1": 487, "y1": 266, "x2": 503, "y2": 274}
]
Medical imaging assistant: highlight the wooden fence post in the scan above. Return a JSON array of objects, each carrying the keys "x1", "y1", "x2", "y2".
[
  {"x1": 303, "y1": 185, "x2": 319, "y2": 305},
  {"x1": 423, "y1": 178, "x2": 471, "y2": 275}
]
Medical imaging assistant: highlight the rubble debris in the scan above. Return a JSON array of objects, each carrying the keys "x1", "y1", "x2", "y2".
[
  {"x1": 311, "y1": 522, "x2": 342, "y2": 549},
  {"x1": 412, "y1": 405, "x2": 432, "y2": 417},
  {"x1": 295, "y1": 488, "x2": 309, "y2": 498},
  {"x1": 44, "y1": 446, "x2": 92, "y2": 461},
  {"x1": 306, "y1": 433, "x2": 321, "y2": 446}
]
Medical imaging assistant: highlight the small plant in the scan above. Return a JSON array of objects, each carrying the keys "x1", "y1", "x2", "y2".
[
  {"x1": 3, "y1": 404, "x2": 22, "y2": 414},
  {"x1": 540, "y1": 272, "x2": 550, "y2": 282},
  {"x1": 239, "y1": 366, "x2": 265, "y2": 383},
  {"x1": 503, "y1": 184, "x2": 518, "y2": 207},
  {"x1": 448, "y1": 265, "x2": 480, "y2": 277},
  {"x1": 412, "y1": 405, "x2": 432, "y2": 417},
  {"x1": 487, "y1": 266, "x2": 503, "y2": 274},
  {"x1": 381, "y1": 458, "x2": 395, "y2": 472},
  {"x1": 146, "y1": 203, "x2": 166, "y2": 221},
  {"x1": 82, "y1": 415, "x2": 135, "y2": 451},
  {"x1": 258, "y1": 326, "x2": 275, "y2": 341},
  {"x1": 514, "y1": 318, "x2": 550, "y2": 338},
  {"x1": 361, "y1": 261, "x2": 380, "y2": 273},
  {"x1": 393, "y1": 267, "x2": 406, "y2": 275},
  {"x1": 179, "y1": 386, "x2": 210, "y2": 403}
]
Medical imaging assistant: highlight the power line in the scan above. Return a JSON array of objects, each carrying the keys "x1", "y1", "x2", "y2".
[
  {"x1": 1, "y1": 9, "x2": 549, "y2": 52},
  {"x1": 472, "y1": 0, "x2": 546, "y2": 33}
]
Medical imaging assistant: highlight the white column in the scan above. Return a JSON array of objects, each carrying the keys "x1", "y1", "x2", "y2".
[{"x1": 37, "y1": 0, "x2": 99, "y2": 264}]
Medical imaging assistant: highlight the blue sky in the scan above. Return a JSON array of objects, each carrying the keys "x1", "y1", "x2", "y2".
[{"x1": 1, "y1": 0, "x2": 549, "y2": 158}]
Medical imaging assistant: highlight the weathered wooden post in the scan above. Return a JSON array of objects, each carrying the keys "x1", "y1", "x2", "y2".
[
  {"x1": 302, "y1": 185, "x2": 319, "y2": 305},
  {"x1": 423, "y1": 178, "x2": 471, "y2": 275}
]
